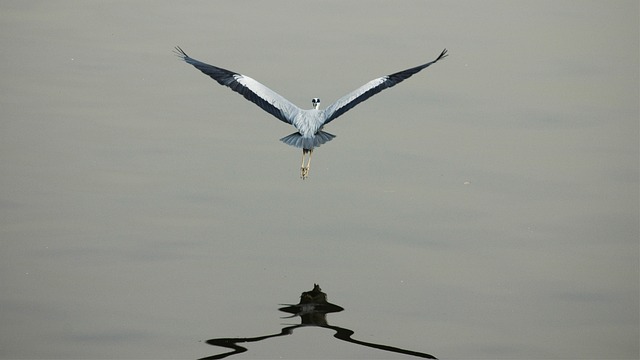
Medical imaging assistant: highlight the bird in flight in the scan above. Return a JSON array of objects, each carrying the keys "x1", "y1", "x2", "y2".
[{"x1": 175, "y1": 46, "x2": 447, "y2": 179}]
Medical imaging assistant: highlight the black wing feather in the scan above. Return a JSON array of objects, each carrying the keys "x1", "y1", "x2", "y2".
[
  {"x1": 323, "y1": 48, "x2": 447, "y2": 125},
  {"x1": 174, "y1": 46, "x2": 296, "y2": 124}
]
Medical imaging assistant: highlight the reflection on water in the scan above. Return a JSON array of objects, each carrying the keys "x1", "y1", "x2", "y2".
[{"x1": 199, "y1": 284, "x2": 437, "y2": 359}]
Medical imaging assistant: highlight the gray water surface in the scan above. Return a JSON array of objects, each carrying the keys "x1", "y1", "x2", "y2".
[{"x1": 1, "y1": 1, "x2": 638, "y2": 359}]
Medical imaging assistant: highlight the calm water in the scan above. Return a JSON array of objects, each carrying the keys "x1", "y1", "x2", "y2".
[{"x1": 1, "y1": 1, "x2": 638, "y2": 359}]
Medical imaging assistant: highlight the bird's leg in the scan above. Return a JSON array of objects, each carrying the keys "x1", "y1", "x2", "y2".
[
  {"x1": 301, "y1": 150, "x2": 306, "y2": 172},
  {"x1": 306, "y1": 149, "x2": 313, "y2": 176},
  {"x1": 301, "y1": 150, "x2": 307, "y2": 179},
  {"x1": 300, "y1": 149, "x2": 311, "y2": 179}
]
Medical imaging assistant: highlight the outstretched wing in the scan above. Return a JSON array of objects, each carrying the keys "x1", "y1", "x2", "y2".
[
  {"x1": 322, "y1": 49, "x2": 447, "y2": 125},
  {"x1": 175, "y1": 46, "x2": 300, "y2": 124}
]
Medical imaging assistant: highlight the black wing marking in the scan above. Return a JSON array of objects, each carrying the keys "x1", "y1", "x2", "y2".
[
  {"x1": 175, "y1": 46, "x2": 300, "y2": 124},
  {"x1": 323, "y1": 49, "x2": 447, "y2": 125}
]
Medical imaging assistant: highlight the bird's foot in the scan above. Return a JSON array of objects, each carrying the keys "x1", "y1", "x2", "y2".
[{"x1": 300, "y1": 167, "x2": 309, "y2": 180}]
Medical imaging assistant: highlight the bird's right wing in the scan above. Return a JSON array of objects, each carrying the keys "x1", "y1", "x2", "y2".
[
  {"x1": 322, "y1": 49, "x2": 447, "y2": 125},
  {"x1": 175, "y1": 46, "x2": 300, "y2": 124}
]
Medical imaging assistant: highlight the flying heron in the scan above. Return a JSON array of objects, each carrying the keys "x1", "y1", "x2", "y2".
[{"x1": 175, "y1": 46, "x2": 447, "y2": 179}]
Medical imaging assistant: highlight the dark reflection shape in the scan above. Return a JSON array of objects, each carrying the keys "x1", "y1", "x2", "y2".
[{"x1": 199, "y1": 284, "x2": 437, "y2": 359}]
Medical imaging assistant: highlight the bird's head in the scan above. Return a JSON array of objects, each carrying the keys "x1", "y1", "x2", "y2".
[{"x1": 311, "y1": 98, "x2": 320, "y2": 110}]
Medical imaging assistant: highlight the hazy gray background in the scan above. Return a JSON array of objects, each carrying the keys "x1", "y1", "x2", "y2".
[{"x1": 1, "y1": 1, "x2": 638, "y2": 359}]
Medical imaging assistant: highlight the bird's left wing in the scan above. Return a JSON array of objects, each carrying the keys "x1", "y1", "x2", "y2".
[
  {"x1": 322, "y1": 49, "x2": 447, "y2": 125},
  {"x1": 175, "y1": 46, "x2": 300, "y2": 124}
]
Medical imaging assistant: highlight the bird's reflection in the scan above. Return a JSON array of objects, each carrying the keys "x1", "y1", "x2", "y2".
[{"x1": 199, "y1": 284, "x2": 437, "y2": 359}]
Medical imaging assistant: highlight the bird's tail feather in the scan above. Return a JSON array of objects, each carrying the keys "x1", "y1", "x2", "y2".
[{"x1": 280, "y1": 131, "x2": 336, "y2": 149}]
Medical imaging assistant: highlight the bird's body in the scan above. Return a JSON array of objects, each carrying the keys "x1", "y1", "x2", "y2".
[
  {"x1": 175, "y1": 46, "x2": 447, "y2": 179},
  {"x1": 286, "y1": 109, "x2": 331, "y2": 149}
]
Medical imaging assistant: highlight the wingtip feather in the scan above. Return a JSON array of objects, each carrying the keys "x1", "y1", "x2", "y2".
[
  {"x1": 437, "y1": 48, "x2": 448, "y2": 61},
  {"x1": 173, "y1": 46, "x2": 188, "y2": 60}
]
